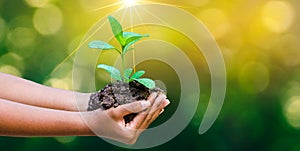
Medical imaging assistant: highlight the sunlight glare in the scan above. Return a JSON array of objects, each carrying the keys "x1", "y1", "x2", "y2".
[{"x1": 123, "y1": 0, "x2": 137, "y2": 7}]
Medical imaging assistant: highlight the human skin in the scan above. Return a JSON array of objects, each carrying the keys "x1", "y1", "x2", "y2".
[
  {"x1": 0, "y1": 72, "x2": 90, "y2": 111},
  {"x1": 0, "y1": 73, "x2": 169, "y2": 144}
]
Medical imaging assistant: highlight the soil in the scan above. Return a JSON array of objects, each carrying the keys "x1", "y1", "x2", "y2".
[{"x1": 87, "y1": 80, "x2": 164, "y2": 123}]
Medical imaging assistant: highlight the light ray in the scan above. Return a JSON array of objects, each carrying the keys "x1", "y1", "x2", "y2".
[
  {"x1": 129, "y1": 7, "x2": 136, "y2": 72},
  {"x1": 91, "y1": 1, "x2": 123, "y2": 12},
  {"x1": 43, "y1": 21, "x2": 108, "y2": 82},
  {"x1": 45, "y1": 4, "x2": 133, "y2": 80},
  {"x1": 139, "y1": 6, "x2": 170, "y2": 26},
  {"x1": 46, "y1": 0, "x2": 189, "y2": 82},
  {"x1": 139, "y1": 0, "x2": 190, "y2": 9},
  {"x1": 133, "y1": 7, "x2": 150, "y2": 32},
  {"x1": 120, "y1": 5, "x2": 129, "y2": 25}
]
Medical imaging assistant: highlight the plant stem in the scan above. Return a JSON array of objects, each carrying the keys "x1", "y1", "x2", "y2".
[
  {"x1": 132, "y1": 47, "x2": 136, "y2": 73},
  {"x1": 121, "y1": 50, "x2": 125, "y2": 82}
]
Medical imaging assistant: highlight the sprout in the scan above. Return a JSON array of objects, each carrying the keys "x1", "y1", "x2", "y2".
[{"x1": 88, "y1": 16, "x2": 155, "y2": 89}]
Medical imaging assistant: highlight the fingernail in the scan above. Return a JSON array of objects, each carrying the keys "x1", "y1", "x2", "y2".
[
  {"x1": 165, "y1": 99, "x2": 170, "y2": 106},
  {"x1": 141, "y1": 101, "x2": 151, "y2": 109},
  {"x1": 160, "y1": 109, "x2": 165, "y2": 114}
]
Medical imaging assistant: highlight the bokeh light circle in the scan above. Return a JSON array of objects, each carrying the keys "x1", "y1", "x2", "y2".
[
  {"x1": 238, "y1": 62, "x2": 270, "y2": 94},
  {"x1": 54, "y1": 136, "x2": 77, "y2": 144},
  {"x1": 261, "y1": 1, "x2": 295, "y2": 33},
  {"x1": 33, "y1": 4, "x2": 63, "y2": 35},
  {"x1": 0, "y1": 65, "x2": 22, "y2": 77},
  {"x1": 0, "y1": 52, "x2": 25, "y2": 76},
  {"x1": 274, "y1": 34, "x2": 300, "y2": 67},
  {"x1": 284, "y1": 96, "x2": 300, "y2": 129},
  {"x1": 197, "y1": 8, "x2": 231, "y2": 39},
  {"x1": 7, "y1": 27, "x2": 37, "y2": 49},
  {"x1": 24, "y1": 0, "x2": 51, "y2": 8}
]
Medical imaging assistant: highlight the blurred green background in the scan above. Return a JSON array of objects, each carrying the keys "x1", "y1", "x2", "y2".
[{"x1": 1, "y1": 0, "x2": 300, "y2": 150}]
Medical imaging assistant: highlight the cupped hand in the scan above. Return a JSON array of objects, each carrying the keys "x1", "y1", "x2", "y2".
[{"x1": 83, "y1": 93, "x2": 170, "y2": 144}]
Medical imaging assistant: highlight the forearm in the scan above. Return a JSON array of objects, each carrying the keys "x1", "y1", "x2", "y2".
[
  {"x1": 0, "y1": 98, "x2": 93, "y2": 136},
  {"x1": 0, "y1": 72, "x2": 90, "y2": 111}
]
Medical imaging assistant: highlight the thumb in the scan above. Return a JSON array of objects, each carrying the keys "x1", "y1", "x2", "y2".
[{"x1": 116, "y1": 101, "x2": 151, "y2": 116}]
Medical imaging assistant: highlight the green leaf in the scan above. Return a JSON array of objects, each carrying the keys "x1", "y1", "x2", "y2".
[
  {"x1": 135, "y1": 78, "x2": 155, "y2": 89},
  {"x1": 88, "y1": 40, "x2": 115, "y2": 50},
  {"x1": 97, "y1": 64, "x2": 122, "y2": 81},
  {"x1": 122, "y1": 32, "x2": 149, "y2": 54},
  {"x1": 108, "y1": 16, "x2": 125, "y2": 46},
  {"x1": 123, "y1": 32, "x2": 149, "y2": 43},
  {"x1": 124, "y1": 68, "x2": 133, "y2": 82},
  {"x1": 124, "y1": 68, "x2": 133, "y2": 78},
  {"x1": 130, "y1": 70, "x2": 145, "y2": 81}
]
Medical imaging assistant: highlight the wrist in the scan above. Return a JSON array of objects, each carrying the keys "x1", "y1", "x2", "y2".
[
  {"x1": 71, "y1": 92, "x2": 92, "y2": 112},
  {"x1": 72, "y1": 111, "x2": 95, "y2": 136}
]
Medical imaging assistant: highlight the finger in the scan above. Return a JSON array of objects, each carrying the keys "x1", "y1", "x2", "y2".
[
  {"x1": 115, "y1": 101, "x2": 151, "y2": 116},
  {"x1": 127, "y1": 111, "x2": 148, "y2": 130},
  {"x1": 130, "y1": 98, "x2": 170, "y2": 129},
  {"x1": 162, "y1": 99, "x2": 170, "y2": 108},
  {"x1": 147, "y1": 92, "x2": 158, "y2": 106},
  {"x1": 152, "y1": 99, "x2": 170, "y2": 120},
  {"x1": 132, "y1": 110, "x2": 159, "y2": 139},
  {"x1": 119, "y1": 93, "x2": 159, "y2": 130},
  {"x1": 148, "y1": 93, "x2": 166, "y2": 114},
  {"x1": 156, "y1": 99, "x2": 169, "y2": 116},
  {"x1": 150, "y1": 108, "x2": 163, "y2": 123},
  {"x1": 142, "y1": 99, "x2": 169, "y2": 127},
  {"x1": 140, "y1": 108, "x2": 162, "y2": 130},
  {"x1": 160, "y1": 109, "x2": 164, "y2": 114},
  {"x1": 130, "y1": 98, "x2": 170, "y2": 141},
  {"x1": 136, "y1": 92, "x2": 158, "y2": 116},
  {"x1": 127, "y1": 98, "x2": 155, "y2": 130},
  {"x1": 138, "y1": 97, "x2": 166, "y2": 130}
]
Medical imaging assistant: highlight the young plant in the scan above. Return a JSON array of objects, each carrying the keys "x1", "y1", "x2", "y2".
[{"x1": 88, "y1": 16, "x2": 155, "y2": 89}]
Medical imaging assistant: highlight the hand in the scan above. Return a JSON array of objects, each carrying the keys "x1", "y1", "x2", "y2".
[{"x1": 83, "y1": 93, "x2": 169, "y2": 144}]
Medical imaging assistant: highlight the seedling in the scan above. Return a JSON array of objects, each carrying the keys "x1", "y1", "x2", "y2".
[{"x1": 88, "y1": 16, "x2": 155, "y2": 89}]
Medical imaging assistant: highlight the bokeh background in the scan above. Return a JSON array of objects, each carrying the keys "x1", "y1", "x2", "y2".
[{"x1": 1, "y1": 0, "x2": 300, "y2": 150}]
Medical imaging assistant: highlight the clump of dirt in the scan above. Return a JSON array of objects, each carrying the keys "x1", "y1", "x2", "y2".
[{"x1": 87, "y1": 80, "x2": 164, "y2": 123}]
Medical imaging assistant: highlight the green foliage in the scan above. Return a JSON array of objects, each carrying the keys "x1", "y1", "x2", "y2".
[
  {"x1": 88, "y1": 40, "x2": 115, "y2": 50},
  {"x1": 124, "y1": 68, "x2": 133, "y2": 82},
  {"x1": 135, "y1": 78, "x2": 155, "y2": 89},
  {"x1": 89, "y1": 16, "x2": 155, "y2": 89},
  {"x1": 97, "y1": 64, "x2": 122, "y2": 81},
  {"x1": 108, "y1": 16, "x2": 124, "y2": 46},
  {"x1": 88, "y1": 40, "x2": 120, "y2": 54},
  {"x1": 130, "y1": 70, "x2": 145, "y2": 80},
  {"x1": 122, "y1": 32, "x2": 149, "y2": 54}
]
